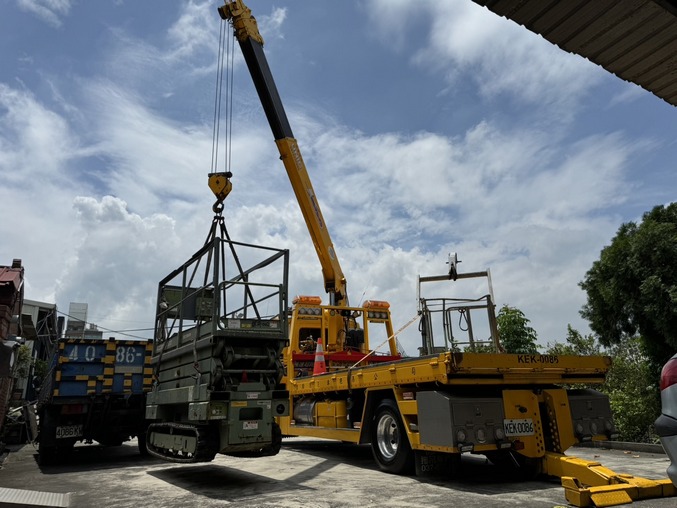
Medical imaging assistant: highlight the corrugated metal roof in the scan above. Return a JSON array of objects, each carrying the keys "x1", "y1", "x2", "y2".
[{"x1": 472, "y1": 0, "x2": 677, "y2": 107}]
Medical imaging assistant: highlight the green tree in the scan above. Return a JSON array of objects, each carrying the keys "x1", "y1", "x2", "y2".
[
  {"x1": 546, "y1": 327, "x2": 659, "y2": 442},
  {"x1": 496, "y1": 305, "x2": 539, "y2": 354},
  {"x1": 580, "y1": 203, "x2": 677, "y2": 373},
  {"x1": 604, "y1": 337, "x2": 660, "y2": 442},
  {"x1": 546, "y1": 325, "x2": 601, "y2": 356},
  {"x1": 464, "y1": 342, "x2": 500, "y2": 354},
  {"x1": 14, "y1": 345, "x2": 32, "y2": 378}
]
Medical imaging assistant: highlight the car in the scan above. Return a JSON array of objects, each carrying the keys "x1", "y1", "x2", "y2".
[{"x1": 655, "y1": 353, "x2": 677, "y2": 486}]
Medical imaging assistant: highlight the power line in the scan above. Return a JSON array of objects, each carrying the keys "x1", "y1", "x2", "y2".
[{"x1": 56, "y1": 310, "x2": 153, "y2": 341}]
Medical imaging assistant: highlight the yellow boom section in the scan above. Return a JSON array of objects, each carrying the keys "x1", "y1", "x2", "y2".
[
  {"x1": 218, "y1": 0, "x2": 348, "y2": 306},
  {"x1": 276, "y1": 138, "x2": 347, "y2": 304}
]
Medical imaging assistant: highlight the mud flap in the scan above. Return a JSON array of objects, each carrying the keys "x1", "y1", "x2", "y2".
[{"x1": 23, "y1": 404, "x2": 39, "y2": 443}]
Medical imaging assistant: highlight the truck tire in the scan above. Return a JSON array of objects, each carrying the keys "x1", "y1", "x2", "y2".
[
  {"x1": 370, "y1": 399, "x2": 414, "y2": 474},
  {"x1": 260, "y1": 422, "x2": 282, "y2": 456},
  {"x1": 512, "y1": 453, "x2": 541, "y2": 480},
  {"x1": 38, "y1": 446, "x2": 59, "y2": 466},
  {"x1": 137, "y1": 430, "x2": 149, "y2": 457}
]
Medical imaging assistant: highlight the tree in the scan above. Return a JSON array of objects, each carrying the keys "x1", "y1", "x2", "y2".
[
  {"x1": 604, "y1": 337, "x2": 660, "y2": 442},
  {"x1": 14, "y1": 345, "x2": 32, "y2": 378},
  {"x1": 465, "y1": 342, "x2": 500, "y2": 354},
  {"x1": 580, "y1": 203, "x2": 677, "y2": 372},
  {"x1": 546, "y1": 327, "x2": 659, "y2": 442},
  {"x1": 546, "y1": 325, "x2": 601, "y2": 357},
  {"x1": 496, "y1": 305, "x2": 539, "y2": 354}
]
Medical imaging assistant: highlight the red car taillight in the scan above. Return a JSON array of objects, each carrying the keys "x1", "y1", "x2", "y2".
[{"x1": 660, "y1": 357, "x2": 677, "y2": 391}]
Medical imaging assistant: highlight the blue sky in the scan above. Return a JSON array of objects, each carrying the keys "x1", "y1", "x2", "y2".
[{"x1": 1, "y1": 0, "x2": 675, "y2": 353}]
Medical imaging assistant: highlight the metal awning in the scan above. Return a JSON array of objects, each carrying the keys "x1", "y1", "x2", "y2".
[{"x1": 472, "y1": 0, "x2": 677, "y2": 107}]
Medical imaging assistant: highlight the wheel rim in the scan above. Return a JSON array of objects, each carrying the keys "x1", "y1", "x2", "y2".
[{"x1": 376, "y1": 412, "x2": 399, "y2": 461}]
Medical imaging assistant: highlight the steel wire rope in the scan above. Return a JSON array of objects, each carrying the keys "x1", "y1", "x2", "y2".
[
  {"x1": 211, "y1": 18, "x2": 226, "y2": 173},
  {"x1": 226, "y1": 24, "x2": 235, "y2": 176},
  {"x1": 211, "y1": 18, "x2": 236, "y2": 176}
]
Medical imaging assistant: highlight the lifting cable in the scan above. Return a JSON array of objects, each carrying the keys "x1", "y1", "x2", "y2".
[
  {"x1": 207, "y1": 17, "x2": 259, "y2": 323},
  {"x1": 211, "y1": 17, "x2": 236, "y2": 177}
]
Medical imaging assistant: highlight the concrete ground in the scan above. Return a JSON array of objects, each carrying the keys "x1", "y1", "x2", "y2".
[{"x1": 0, "y1": 439, "x2": 675, "y2": 508}]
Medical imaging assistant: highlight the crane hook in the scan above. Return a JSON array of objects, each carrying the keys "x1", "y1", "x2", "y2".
[{"x1": 208, "y1": 171, "x2": 233, "y2": 214}]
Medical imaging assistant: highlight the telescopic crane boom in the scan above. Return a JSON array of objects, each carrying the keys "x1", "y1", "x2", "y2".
[{"x1": 218, "y1": 0, "x2": 348, "y2": 307}]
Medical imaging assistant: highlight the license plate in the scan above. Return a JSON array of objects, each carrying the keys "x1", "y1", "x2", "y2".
[
  {"x1": 243, "y1": 421, "x2": 259, "y2": 430},
  {"x1": 56, "y1": 424, "x2": 84, "y2": 439},
  {"x1": 504, "y1": 419, "x2": 534, "y2": 437}
]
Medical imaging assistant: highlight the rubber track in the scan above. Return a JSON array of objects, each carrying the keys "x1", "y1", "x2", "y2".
[{"x1": 146, "y1": 422, "x2": 218, "y2": 463}]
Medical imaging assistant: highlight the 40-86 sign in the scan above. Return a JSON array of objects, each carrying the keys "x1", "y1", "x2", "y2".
[
  {"x1": 115, "y1": 346, "x2": 143, "y2": 364},
  {"x1": 65, "y1": 343, "x2": 106, "y2": 362},
  {"x1": 65, "y1": 343, "x2": 143, "y2": 365}
]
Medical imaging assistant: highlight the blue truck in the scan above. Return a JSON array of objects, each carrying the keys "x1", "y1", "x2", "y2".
[{"x1": 35, "y1": 337, "x2": 153, "y2": 464}]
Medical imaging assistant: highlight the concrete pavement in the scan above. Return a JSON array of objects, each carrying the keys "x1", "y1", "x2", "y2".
[{"x1": 0, "y1": 439, "x2": 674, "y2": 508}]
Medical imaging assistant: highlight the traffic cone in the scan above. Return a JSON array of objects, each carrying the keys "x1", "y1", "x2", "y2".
[{"x1": 313, "y1": 339, "x2": 327, "y2": 375}]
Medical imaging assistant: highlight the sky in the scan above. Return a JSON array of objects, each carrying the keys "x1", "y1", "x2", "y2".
[{"x1": 1, "y1": 0, "x2": 676, "y2": 355}]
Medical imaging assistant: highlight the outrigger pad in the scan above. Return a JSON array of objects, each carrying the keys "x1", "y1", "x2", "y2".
[{"x1": 562, "y1": 475, "x2": 677, "y2": 507}]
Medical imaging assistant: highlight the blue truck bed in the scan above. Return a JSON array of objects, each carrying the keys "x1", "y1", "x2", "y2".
[
  {"x1": 36, "y1": 337, "x2": 153, "y2": 463},
  {"x1": 53, "y1": 339, "x2": 152, "y2": 397}
]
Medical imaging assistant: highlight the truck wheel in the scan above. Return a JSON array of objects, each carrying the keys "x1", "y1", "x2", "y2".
[
  {"x1": 371, "y1": 399, "x2": 413, "y2": 474},
  {"x1": 261, "y1": 422, "x2": 282, "y2": 456},
  {"x1": 513, "y1": 454, "x2": 541, "y2": 480},
  {"x1": 38, "y1": 446, "x2": 58, "y2": 466},
  {"x1": 137, "y1": 430, "x2": 149, "y2": 457}
]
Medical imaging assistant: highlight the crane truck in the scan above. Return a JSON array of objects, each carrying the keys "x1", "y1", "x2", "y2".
[{"x1": 218, "y1": 2, "x2": 676, "y2": 506}]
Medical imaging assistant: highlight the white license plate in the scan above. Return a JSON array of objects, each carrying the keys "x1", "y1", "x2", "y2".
[
  {"x1": 504, "y1": 419, "x2": 534, "y2": 437},
  {"x1": 56, "y1": 424, "x2": 84, "y2": 439},
  {"x1": 243, "y1": 421, "x2": 259, "y2": 430}
]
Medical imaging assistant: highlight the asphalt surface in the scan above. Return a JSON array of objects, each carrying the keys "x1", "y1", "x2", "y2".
[{"x1": 0, "y1": 439, "x2": 675, "y2": 508}]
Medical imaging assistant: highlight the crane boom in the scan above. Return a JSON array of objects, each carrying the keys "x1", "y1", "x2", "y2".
[{"x1": 218, "y1": 0, "x2": 348, "y2": 306}]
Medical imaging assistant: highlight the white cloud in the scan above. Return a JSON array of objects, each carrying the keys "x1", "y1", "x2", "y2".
[
  {"x1": 0, "y1": 84, "x2": 89, "y2": 305},
  {"x1": 0, "y1": 84, "x2": 79, "y2": 182},
  {"x1": 258, "y1": 7, "x2": 287, "y2": 41},
  {"x1": 53, "y1": 196, "x2": 180, "y2": 336},
  {"x1": 608, "y1": 82, "x2": 646, "y2": 107},
  {"x1": 365, "y1": 0, "x2": 602, "y2": 113},
  {"x1": 16, "y1": 0, "x2": 73, "y2": 28},
  {"x1": 166, "y1": 0, "x2": 219, "y2": 63},
  {"x1": 3, "y1": 0, "x2": 666, "y2": 358},
  {"x1": 0, "y1": 65, "x2": 642, "y2": 353}
]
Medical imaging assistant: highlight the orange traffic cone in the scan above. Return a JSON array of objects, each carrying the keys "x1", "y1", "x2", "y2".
[{"x1": 313, "y1": 339, "x2": 327, "y2": 375}]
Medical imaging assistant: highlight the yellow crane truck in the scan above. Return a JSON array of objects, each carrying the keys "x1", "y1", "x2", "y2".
[{"x1": 217, "y1": 2, "x2": 676, "y2": 506}]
